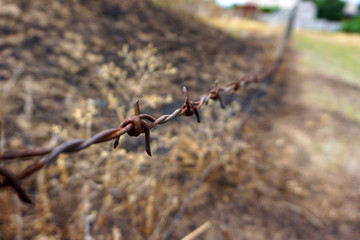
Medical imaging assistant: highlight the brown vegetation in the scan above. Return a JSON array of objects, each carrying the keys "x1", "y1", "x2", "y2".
[{"x1": 0, "y1": 0, "x2": 359, "y2": 239}]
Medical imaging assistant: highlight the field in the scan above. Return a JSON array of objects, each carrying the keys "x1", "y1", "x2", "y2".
[
  {"x1": 200, "y1": 15, "x2": 360, "y2": 165},
  {"x1": 200, "y1": 12, "x2": 360, "y2": 237},
  {"x1": 1, "y1": 1, "x2": 360, "y2": 240}
]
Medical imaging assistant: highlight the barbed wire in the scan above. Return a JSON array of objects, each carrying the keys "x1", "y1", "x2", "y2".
[{"x1": 0, "y1": 2, "x2": 297, "y2": 205}]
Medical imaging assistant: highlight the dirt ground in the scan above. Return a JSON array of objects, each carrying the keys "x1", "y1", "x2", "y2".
[
  {"x1": 205, "y1": 70, "x2": 360, "y2": 240},
  {"x1": 0, "y1": 0, "x2": 359, "y2": 239},
  {"x1": 162, "y1": 60, "x2": 360, "y2": 240}
]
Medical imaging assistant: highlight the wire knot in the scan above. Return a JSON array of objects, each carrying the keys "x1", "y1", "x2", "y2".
[
  {"x1": 228, "y1": 81, "x2": 241, "y2": 91},
  {"x1": 228, "y1": 75, "x2": 259, "y2": 91},
  {"x1": 181, "y1": 87, "x2": 201, "y2": 123},
  {"x1": 126, "y1": 116, "x2": 144, "y2": 137},
  {"x1": 208, "y1": 80, "x2": 225, "y2": 108},
  {"x1": 113, "y1": 100, "x2": 152, "y2": 156}
]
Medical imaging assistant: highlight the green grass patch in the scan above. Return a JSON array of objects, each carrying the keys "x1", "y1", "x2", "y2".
[{"x1": 294, "y1": 31, "x2": 360, "y2": 86}]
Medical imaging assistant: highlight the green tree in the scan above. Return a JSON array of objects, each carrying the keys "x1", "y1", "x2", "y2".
[
  {"x1": 311, "y1": 0, "x2": 345, "y2": 21},
  {"x1": 342, "y1": 17, "x2": 360, "y2": 33}
]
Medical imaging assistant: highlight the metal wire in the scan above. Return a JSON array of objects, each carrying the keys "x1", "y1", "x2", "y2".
[{"x1": 0, "y1": 1, "x2": 297, "y2": 204}]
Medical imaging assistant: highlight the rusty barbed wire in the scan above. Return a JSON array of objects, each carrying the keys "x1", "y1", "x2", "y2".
[
  {"x1": 0, "y1": 0, "x2": 297, "y2": 204},
  {"x1": 0, "y1": 73, "x2": 275, "y2": 203},
  {"x1": 0, "y1": 71, "x2": 272, "y2": 203}
]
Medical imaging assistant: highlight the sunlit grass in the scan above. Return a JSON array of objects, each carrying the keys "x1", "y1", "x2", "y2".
[
  {"x1": 198, "y1": 15, "x2": 360, "y2": 170},
  {"x1": 294, "y1": 31, "x2": 360, "y2": 86},
  {"x1": 197, "y1": 16, "x2": 282, "y2": 37},
  {"x1": 303, "y1": 82, "x2": 360, "y2": 125},
  {"x1": 199, "y1": 16, "x2": 360, "y2": 86}
]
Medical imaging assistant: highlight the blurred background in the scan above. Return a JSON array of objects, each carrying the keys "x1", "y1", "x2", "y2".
[{"x1": 0, "y1": 0, "x2": 359, "y2": 239}]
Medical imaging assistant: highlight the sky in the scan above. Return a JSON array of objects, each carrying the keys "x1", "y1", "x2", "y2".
[
  {"x1": 215, "y1": 0, "x2": 360, "y2": 8},
  {"x1": 215, "y1": 0, "x2": 245, "y2": 7}
]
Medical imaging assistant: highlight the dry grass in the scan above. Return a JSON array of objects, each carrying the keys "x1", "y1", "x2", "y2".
[
  {"x1": 0, "y1": 74, "x2": 255, "y2": 239},
  {"x1": 294, "y1": 31, "x2": 360, "y2": 86},
  {"x1": 198, "y1": 15, "x2": 360, "y2": 86},
  {"x1": 0, "y1": 5, "x2": 272, "y2": 237},
  {"x1": 1, "y1": 1, "x2": 360, "y2": 240},
  {"x1": 197, "y1": 16, "x2": 282, "y2": 38}
]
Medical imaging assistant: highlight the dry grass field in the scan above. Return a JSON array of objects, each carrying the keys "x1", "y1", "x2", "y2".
[{"x1": 1, "y1": 1, "x2": 360, "y2": 239}]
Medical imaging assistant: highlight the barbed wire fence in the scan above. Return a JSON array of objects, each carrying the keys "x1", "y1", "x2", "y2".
[{"x1": 0, "y1": 1, "x2": 298, "y2": 218}]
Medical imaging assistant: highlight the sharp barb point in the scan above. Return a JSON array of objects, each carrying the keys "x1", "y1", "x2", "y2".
[
  {"x1": 134, "y1": 100, "x2": 140, "y2": 115},
  {"x1": 113, "y1": 138, "x2": 119, "y2": 149},
  {"x1": 219, "y1": 95, "x2": 225, "y2": 109},
  {"x1": 194, "y1": 108, "x2": 201, "y2": 123},
  {"x1": 144, "y1": 127, "x2": 152, "y2": 156}
]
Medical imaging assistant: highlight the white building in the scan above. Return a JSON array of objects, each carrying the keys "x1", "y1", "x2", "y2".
[
  {"x1": 235, "y1": 0, "x2": 298, "y2": 9},
  {"x1": 257, "y1": 1, "x2": 342, "y2": 31},
  {"x1": 343, "y1": 0, "x2": 359, "y2": 17}
]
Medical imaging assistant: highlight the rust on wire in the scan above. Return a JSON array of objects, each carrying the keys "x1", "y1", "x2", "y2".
[{"x1": 0, "y1": 0, "x2": 295, "y2": 202}]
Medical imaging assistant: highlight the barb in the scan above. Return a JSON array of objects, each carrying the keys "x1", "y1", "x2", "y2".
[
  {"x1": 0, "y1": 2, "x2": 297, "y2": 204},
  {"x1": 0, "y1": 166, "x2": 32, "y2": 204}
]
